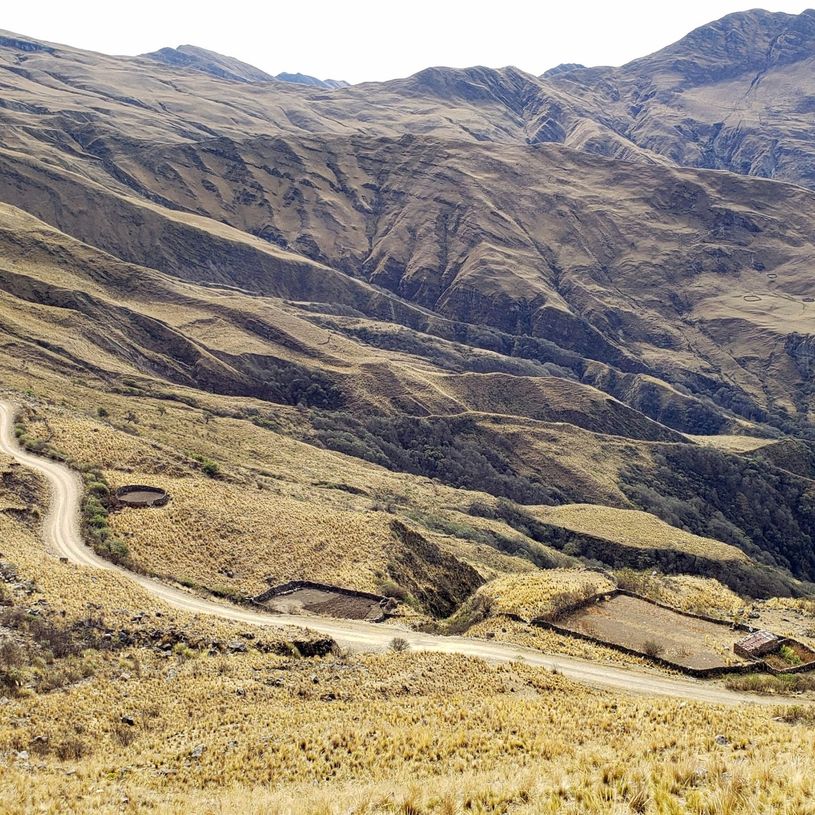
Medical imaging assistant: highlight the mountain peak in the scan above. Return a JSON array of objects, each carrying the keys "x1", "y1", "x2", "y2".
[
  {"x1": 624, "y1": 8, "x2": 815, "y2": 85},
  {"x1": 142, "y1": 44, "x2": 274, "y2": 83},
  {"x1": 396, "y1": 64, "x2": 542, "y2": 113},
  {"x1": 542, "y1": 63, "x2": 586, "y2": 78},
  {"x1": 274, "y1": 72, "x2": 349, "y2": 89},
  {"x1": 142, "y1": 45, "x2": 348, "y2": 89}
]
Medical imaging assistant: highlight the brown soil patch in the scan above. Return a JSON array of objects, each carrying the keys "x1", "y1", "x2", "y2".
[
  {"x1": 260, "y1": 588, "x2": 385, "y2": 621},
  {"x1": 557, "y1": 594, "x2": 750, "y2": 670}
]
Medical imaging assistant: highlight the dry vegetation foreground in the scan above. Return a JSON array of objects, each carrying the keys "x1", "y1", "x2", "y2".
[{"x1": 2, "y1": 649, "x2": 815, "y2": 815}]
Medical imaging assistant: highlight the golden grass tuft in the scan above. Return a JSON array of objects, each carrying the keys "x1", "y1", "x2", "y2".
[{"x1": 480, "y1": 568, "x2": 615, "y2": 622}]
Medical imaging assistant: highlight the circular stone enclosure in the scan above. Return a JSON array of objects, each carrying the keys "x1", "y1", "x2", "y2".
[{"x1": 116, "y1": 485, "x2": 170, "y2": 508}]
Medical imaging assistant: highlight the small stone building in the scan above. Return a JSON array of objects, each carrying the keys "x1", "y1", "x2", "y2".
[{"x1": 734, "y1": 630, "x2": 781, "y2": 660}]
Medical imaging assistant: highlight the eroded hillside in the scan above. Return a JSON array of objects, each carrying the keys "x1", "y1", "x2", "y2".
[{"x1": 0, "y1": 16, "x2": 813, "y2": 595}]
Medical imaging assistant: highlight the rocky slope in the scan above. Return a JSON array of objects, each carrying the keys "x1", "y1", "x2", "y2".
[
  {"x1": 0, "y1": 14, "x2": 813, "y2": 590},
  {"x1": 544, "y1": 9, "x2": 815, "y2": 187}
]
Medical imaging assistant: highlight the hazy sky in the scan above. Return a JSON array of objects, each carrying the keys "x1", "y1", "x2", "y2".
[{"x1": 3, "y1": 1, "x2": 812, "y2": 83}]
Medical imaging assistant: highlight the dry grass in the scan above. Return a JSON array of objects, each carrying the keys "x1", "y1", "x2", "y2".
[
  {"x1": 0, "y1": 467, "x2": 326, "y2": 649},
  {"x1": 12, "y1": 390, "x2": 665, "y2": 609},
  {"x1": 466, "y1": 616, "x2": 653, "y2": 669},
  {"x1": 725, "y1": 672, "x2": 815, "y2": 696},
  {"x1": 757, "y1": 597, "x2": 815, "y2": 649},
  {"x1": 614, "y1": 570, "x2": 745, "y2": 619},
  {"x1": 533, "y1": 503, "x2": 749, "y2": 562},
  {"x1": 1, "y1": 648, "x2": 813, "y2": 814},
  {"x1": 479, "y1": 568, "x2": 615, "y2": 622},
  {"x1": 686, "y1": 434, "x2": 777, "y2": 453},
  {"x1": 5, "y1": 387, "x2": 812, "y2": 814},
  {"x1": 765, "y1": 596, "x2": 815, "y2": 617},
  {"x1": 11, "y1": 403, "x2": 467, "y2": 598},
  {"x1": 108, "y1": 471, "x2": 396, "y2": 597},
  {"x1": 0, "y1": 308, "x2": 762, "y2": 617}
]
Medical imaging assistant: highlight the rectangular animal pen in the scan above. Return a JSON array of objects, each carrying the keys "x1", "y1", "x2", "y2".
[
  {"x1": 553, "y1": 594, "x2": 752, "y2": 671},
  {"x1": 734, "y1": 630, "x2": 781, "y2": 660}
]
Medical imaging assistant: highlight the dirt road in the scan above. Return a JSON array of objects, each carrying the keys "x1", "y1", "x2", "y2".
[{"x1": 0, "y1": 400, "x2": 792, "y2": 705}]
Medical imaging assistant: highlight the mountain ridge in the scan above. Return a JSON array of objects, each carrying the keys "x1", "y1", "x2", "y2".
[{"x1": 0, "y1": 11, "x2": 814, "y2": 592}]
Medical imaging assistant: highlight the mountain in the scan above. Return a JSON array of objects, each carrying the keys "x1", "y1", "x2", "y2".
[
  {"x1": 542, "y1": 9, "x2": 815, "y2": 187},
  {"x1": 141, "y1": 44, "x2": 350, "y2": 89},
  {"x1": 141, "y1": 43, "x2": 276, "y2": 83},
  {"x1": 275, "y1": 72, "x2": 349, "y2": 89},
  {"x1": 129, "y1": 10, "x2": 815, "y2": 188},
  {"x1": 0, "y1": 13, "x2": 814, "y2": 596}
]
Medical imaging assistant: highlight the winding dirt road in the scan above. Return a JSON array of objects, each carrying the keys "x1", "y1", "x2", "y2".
[{"x1": 0, "y1": 400, "x2": 792, "y2": 705}]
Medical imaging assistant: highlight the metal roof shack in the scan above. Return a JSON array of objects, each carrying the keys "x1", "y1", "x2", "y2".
[{"x1": 734, "y1": 630, "x2": 781, "y2": 660}]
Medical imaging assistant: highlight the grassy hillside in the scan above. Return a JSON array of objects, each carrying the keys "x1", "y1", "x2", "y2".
[{"x1": 0, "y1": 467, "x2": 812, "y2": 814}]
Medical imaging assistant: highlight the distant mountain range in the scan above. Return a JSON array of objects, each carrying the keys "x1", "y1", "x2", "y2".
[
  {"x1": 121, "y1": 9, "x2": 815, "y2": 188},
  {"x1": 142, "y1": 44, "x2": 348, "y2": 88},
  {"x1": 0, "y1": 10, "x2": 815, "y2": 588}
]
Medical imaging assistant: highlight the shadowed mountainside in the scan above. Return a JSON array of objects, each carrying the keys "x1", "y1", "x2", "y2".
[{"x1": 0, "y1": 14, "x2": 814, "y2": 594}]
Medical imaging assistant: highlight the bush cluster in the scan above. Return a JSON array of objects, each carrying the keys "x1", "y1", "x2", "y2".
[
  {"x1": 0, "y1": 605, "x2": 99, "y2": 695},
  {"x1": 81, "y1": 469, "x2": 131, "y2": 565},
  {"x1": 310, "y1": 412, "x2": 564, "y2": 504},
  {"x1": 622, "y1": 446, "x2": 815, "y2": 582}
]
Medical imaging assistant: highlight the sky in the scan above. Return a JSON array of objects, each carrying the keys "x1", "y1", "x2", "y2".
[{"x1": 2, "y1": 1, "x2": 812, "y2": 83}]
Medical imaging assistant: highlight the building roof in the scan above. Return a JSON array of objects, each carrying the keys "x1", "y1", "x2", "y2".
[{"x1": 736, "y1": 630, "x2": 778, "y2": 652}]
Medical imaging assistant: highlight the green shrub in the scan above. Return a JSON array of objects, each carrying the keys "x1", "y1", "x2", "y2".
[
  {"x1": 441, "y1": 593, "x2": 494, "y2": 635},
  {"x1": 201, "y1": 459, "x2": 220, "y2": 478},
  {"x1": 104, "y1": 538, "x2": 130, "y2": 564},
  {"x1": 76, "y1": 474, "x2": 132, "y2": 567},
  {"x1": 779, "y1": 644, "x2": 803, "y2": 666},
  {"x1": 87, "y1": 481, "x2": 109, "y2": 497}
]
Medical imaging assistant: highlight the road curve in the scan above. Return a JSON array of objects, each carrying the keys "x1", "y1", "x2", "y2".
[{"x1": 0, "y1": 400, "x2": 793, "y2": 706}]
